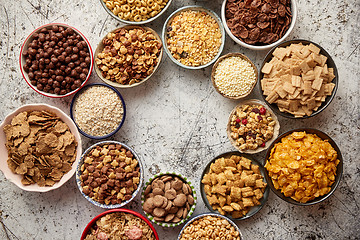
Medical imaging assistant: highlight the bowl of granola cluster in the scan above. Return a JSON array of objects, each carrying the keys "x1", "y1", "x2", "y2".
[
  {"x1": 81, "y1": 208, "x2": 159, "y2": 240},
  {"x1": 0, "y1": 103, "x2": 82, "y2": 192},
  {"x1": 76, "y1": 141, "x2": 143, "y2": 208},
  {"x1": 162, "y1": 6, "x2": 225, "y2": 69},
  {"x1": 227, "y1": 99, "x2": 280, "y2": 153}
]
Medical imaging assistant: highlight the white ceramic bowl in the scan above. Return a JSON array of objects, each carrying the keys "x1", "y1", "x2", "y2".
[
  {"x1": 0, "y1": 103, "x2": 82, "y2": 192},
  {"x1": 221, "y1": 0, "x2": 297, "y2": 51}
]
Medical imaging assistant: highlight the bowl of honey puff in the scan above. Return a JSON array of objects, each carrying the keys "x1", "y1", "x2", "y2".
[
  {"x1": 259, "y1": 39, "x2": 338, "y2": 118},
  {"x1": 264, "y1": 128, "x2": 343, "y2": 205},
  {"x1": 201, "y1": 151, "x2": 269, "y2": 220},
  {"x1": 94, "y1": 25, "x2": 163, "y2": 88},
  {"x1": 0, "y1": 104, "x2": 82, "y2": 192}
]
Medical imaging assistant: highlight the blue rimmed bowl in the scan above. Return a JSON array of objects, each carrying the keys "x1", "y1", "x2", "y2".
[
  {"x1": 76, "y1": 140, "x2": 143, "y2": 209},
  {"x1": 177, "y1": 212, "x2": 243, "y2": 240},
  {"x1": 141, "y1": 172, "x2": 197, "y2": 227},
  {"x1": 70, "y1": 83, "x2": 126, "y2": 139}
]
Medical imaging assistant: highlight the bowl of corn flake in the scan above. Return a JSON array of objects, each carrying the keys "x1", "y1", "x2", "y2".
[
  {"x1": 0, "y1": 103, "x2": 82, "y2": 192},
  {"x1": 264, "y1": 128, "x2": 343, "y2": 205},
  {"x1": 162, "y1": 6, "x2": 225, "y2": 70}
]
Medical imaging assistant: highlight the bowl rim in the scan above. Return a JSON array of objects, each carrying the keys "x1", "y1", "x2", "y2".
[
  {"x1": 80, "y1": 208, "x2": 159, "y2": 240},
  {"x1": 211, "y1": 52, "x2": 258, "y2": 99},
  {"x1": 162, "y1": 5, "x2": 226, "y2": 70},
  {"x1": 99, "y1": 0, "x2": 173, "y2": 25},
  {"x1": 0, "y1": 103, "x2": 82, "y2": 192},
  {"x1": 200, "y1": 151, "x2": 270, "y2": 220},
  {"x1": 177, "y1": 212, "x2": 244, "y2": 240},
  {"x1": 69, "y1": 83, "x2": 126, "y2": 139},
  {"x1": 141, "y1": 171, "x2": 197, "y2": 227},
  {"x1": 19, "y1": 23, "x2": 94, "y2": 98},
  {"x1": 75, "y1": 140, "x2": 144, "y2": 209},
  {"x1": 264, "y1": 128, "x2": 343, "y2": 206},
  {"x1": 258, "y1": 39, "x2": 339, "y2": 119},
  {"x1": 93, "y1": 25, "x2": 163, "y2": 88},
  {"x1": 226, "y1": 99, "x2": 280, "y2": 154},
  {"x1": 221, "y1": 0, "x2": 298, "y2": 51}
]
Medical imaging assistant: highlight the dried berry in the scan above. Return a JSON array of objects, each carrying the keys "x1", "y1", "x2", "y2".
[
  {"x1": 242, "y1": 119, "x2": 248, "y2": 125},
  {"x1": 252, "y1": 108, "x2": 260, "y2": 114},
  {"x1": 260, "y1": 107, "x2": 266, "y2": 115}
]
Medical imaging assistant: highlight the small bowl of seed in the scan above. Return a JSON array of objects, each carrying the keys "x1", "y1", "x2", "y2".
[
  {"x1": 211, "y1": 53, "x2": 258, "y2": 99},
  {"x1": 141, "y1": 172, "x2": 197, "y2": 227},
  {"x1": 70, "y1": 83, "x2": 126, "y2": 139}
]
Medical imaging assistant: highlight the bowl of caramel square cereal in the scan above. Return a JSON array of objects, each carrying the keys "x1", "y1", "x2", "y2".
[
  {"x1": 264, "y1": 128, "x2": 343, "y2": 205},
  {"x1": 200, "y1": 152, "x2": 269, "y2": 220},
  {"x1": 259, "y1": 39, "x2": 338, "y2": 118},
  {"x1": 227, "y1": 99, "x2": 280, "y2": 153},
  {"x1": 0, "y1": 104, "x2": 82, "y2": 192}
]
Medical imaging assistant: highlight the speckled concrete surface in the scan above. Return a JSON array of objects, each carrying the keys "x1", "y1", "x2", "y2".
[{"x1": 0, "y1": 0, "x2": 359, "y2": 239}]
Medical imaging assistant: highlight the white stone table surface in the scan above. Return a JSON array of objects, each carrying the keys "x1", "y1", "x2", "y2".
[{"x1": 0, "y1": 0, "x2": 359, "y2": 239}]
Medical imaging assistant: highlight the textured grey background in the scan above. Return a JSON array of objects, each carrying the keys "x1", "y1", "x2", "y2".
[{"x1": 0, "y1": 0, "x2": 359, "y2": 239}]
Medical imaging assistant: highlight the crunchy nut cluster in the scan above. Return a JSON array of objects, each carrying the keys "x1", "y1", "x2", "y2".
[
  {"x1": 166, "y1": 10, "x2": 222, "y2": 66},
  {"x1": 230, "y1": 104, "x2": 276, "y2": 151},
  {"x1": 143, "y1": 175, "x2": 195, "y2": 223},
  {"x1": 103, "y1": 0, "x2": 169, "y2": 22},
  {"x1": 202, "y1": 155, "x2": 267, "y2": 218},
  {"x1": 180, "y1": 215, "x2": 240, "y2": 240},
  {"x1": 80, "y1": 143, "x2": 140, "y2": 205},
  {"x1": 96, "y1": 27, "x2": 162, "y2": 85}
]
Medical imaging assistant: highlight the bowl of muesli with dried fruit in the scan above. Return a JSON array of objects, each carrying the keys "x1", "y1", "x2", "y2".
[
  {"x1": 81, "y1": 208, "x2": 159, "y2": 240},
  {"x1": 227, "y1": 99, "x2": 280, "y2": 154}
]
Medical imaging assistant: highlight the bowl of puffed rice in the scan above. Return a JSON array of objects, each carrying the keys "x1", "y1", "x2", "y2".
[
  {"x1": 99, "y1": 0, "x2": 173, "y2": 24},
  {"x1": 177, "y1": 213, "x2": 243, "y2": 240}
]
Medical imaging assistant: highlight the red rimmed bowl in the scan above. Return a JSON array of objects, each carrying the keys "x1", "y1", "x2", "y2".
[
  {"x1": 19, "y1": 23, "x2": 94, "y2": 98},
  {"x1": 81, "y1": 209, "x2": 159, "y2": 240}
]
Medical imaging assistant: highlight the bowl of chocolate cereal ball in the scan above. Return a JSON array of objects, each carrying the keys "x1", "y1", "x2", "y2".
[
  {"x1": 81, "y1": 208, "x2": 159, "y2": 240},
  {"x1": 76, "y1": 141, "x2": 143, "y2": 209},
  {"x1": 70, "y1": 83, "x2": 126, "y2": 139},
  {"x1": 221, "y1": 0, "x2": 297, "y2": 50},
  {"x1": 259, "y1": 39, "x2": 338, "y2": 118},
  {"x1": 227, "y1": 99, "x2": 280, "y2": 153},
  {"x1": 0, "y1": 103, "x2": 82, "y2": 192},
  {"x1": 141, "y1": 172, "x2": 197, "y2": 227},
  {"x1": 100, "y1": 0, "x2": 173, "y2": 25},
  {"x1": 211, "y1": 53, "x2": 258, "y2": 99},
  {"x1": 20, "y1": 23, "x2": 93, "y2": 97},
  {"x1": 264, "y1": 128, "x2": 343, "y2": 206},
  {"x1": 94, "y1": 25, "x2": 163, "y2": 88},
  {"x1": 200, "y1": 151, "x2": 269, "y2": 220},
  {"x1": 163, "y1": 6, "x2": 225, "y2": 69}
]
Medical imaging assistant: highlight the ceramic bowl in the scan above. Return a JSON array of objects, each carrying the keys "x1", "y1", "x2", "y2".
[
  {"x1": 259, "y1": 39, "x2": 338, "y2": 119},
  {"x1": 76, "y1": 141, "x2": 143, "y2": 209},
  {"x1": 94, "y1": 25, "x2": 163, "y2": 88},
  {"x1": 81, "y1": 208, "x2": 159, "y2": 240},
  {"x1": 200, "y1": 151, "x2": 269, "y2": 220},
  {"x1": 211, "y1": 53, "x2": 258, "y2": 99},
  {"x1": 221, "y1": 0, "x2": 297, "y2": 51},
  {"x1": 177, "y1": 212, "x2": 243, "y2": 239},
  {"x1": 162, "y1": 6, "x2": 225, "y2": 70},
  {"x1": 70, "y1": 83, "x2": 126, "y2": 139},
  {"x1": 264, "y1": 128, "x2": 343, "y2": 206},
  {"x1": 0, "y1": 103, "x2": 82, "y2": 192},
  {"x1": 141, "y1": 172, "x2": 197, "y2": 227},
  {"x1": 19, "y1": 23, "x2": 93, "y2": 98},
  {"x1": 227, "y1": 99, "x2": 280, "y2": 154},
  {"x1": 99, "y1": 0, "x2": 173, "y2": 25}
]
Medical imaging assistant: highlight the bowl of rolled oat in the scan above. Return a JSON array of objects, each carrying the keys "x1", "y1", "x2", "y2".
[
  {"x1": 211, "y1": 53, "x2": 258, "y2": 99},
  {"x1": 99, "y1": 0, "x2": 173, "y2": 25},
  {"x1": 162, "y1": 6, "x2": 225, "y2": 69},
  {"x1": 70, "y1": 83, "x2": 126, "y2": 139},
  {"x1": 76, "y1": 141, "x2": 143, "y2": 209},
  {"x1": 227, "y1": 99, "x2": 280, "y2": 154},
  {"x1": 81, "y1": 208, "x2": 159, "y2": 240},
  {"x1": 178, "y1": 213, "x2": 243, "y2": 240},
  {"x1": 94, "y1": 26, "x2": 163, "y2": 88}
]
